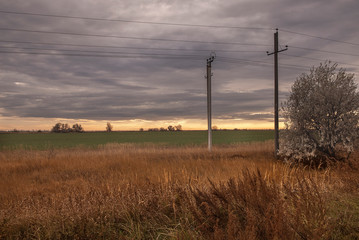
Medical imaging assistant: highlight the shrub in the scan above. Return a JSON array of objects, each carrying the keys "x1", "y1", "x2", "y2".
[{"x1": 280, "y1": 61, "x2": 359, "y2": 164}]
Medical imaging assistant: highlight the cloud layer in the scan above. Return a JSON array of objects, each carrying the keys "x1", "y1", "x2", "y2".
[{"x1": 0, "y1": 0, "x2": 358, "y2": 128}]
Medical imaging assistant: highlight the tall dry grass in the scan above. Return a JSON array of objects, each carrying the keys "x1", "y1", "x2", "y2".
[{"x1": 0, "y1": 141, "x2": 358, "y2": 239}]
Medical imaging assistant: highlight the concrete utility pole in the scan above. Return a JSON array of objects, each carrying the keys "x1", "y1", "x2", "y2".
[
  {"x1": 206, "y1": 55, "x2": 215, "y2": 152},
  {"x1": 267, "y1": 28, "x2": 288, "y2": 157}
]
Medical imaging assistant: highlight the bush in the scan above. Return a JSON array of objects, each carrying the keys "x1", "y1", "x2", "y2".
[{"x1": 280, "y1": 61, "x2": 359, "y2": 164}]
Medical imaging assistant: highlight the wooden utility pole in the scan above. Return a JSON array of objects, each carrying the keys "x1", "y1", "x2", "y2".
[
  {"x1": 267, "y1": 29, "x2": 287, "y2": 157},
  {"x1": 206, "y1": 55, "x2": 215, "y2": 152}
]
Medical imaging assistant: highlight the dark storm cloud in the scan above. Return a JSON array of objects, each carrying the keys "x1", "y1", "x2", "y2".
[{"x1": 0, "y1": 0, "x2": 358, "y2": 123}]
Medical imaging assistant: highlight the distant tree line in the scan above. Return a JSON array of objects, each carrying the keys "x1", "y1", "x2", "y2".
[
  {"x1": 6, "y1": 129, "x2": 47, "y2": 133},
  {"x1": 146, "y1": 125, "x2": 182, "y2": 132},
  {"x1": 51, "y1": 123, "x2": 84, "y2": 133}
]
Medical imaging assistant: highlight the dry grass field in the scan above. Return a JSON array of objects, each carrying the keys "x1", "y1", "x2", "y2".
[{"x1": 1, "y1": 141, "x2": 359, "y2": 239}]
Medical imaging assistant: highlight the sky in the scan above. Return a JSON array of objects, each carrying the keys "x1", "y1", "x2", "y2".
[{"x1": 0, "y1": 0, "x2": 358, "y2": 131}]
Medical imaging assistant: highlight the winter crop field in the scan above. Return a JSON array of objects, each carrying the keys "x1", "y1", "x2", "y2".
[{"x1": 0, "y1": 130, "x2": 274, "y2": 149}]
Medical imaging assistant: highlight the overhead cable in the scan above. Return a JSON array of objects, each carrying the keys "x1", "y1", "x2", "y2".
[
  {"x1": 280, "y1": 29, "x2": 359, "y2": 47},
  {"x1": 0, "y1": 46, "x2": 208, "y2": 58},
  {"x1": 0, "y1": 27, "x2": 272, "y2": 46},
  {"x1": 0, "y1": 39, "x2": 266, "y2": 53},
  {"x1": 0, "y1": 50, "x2": 206, "y2": 60},
  {"x1": 282, "y1": 53, "x2": 359, "y2": 68},
  {"x1": 289, "y1": 45, "x2": 359, "y2": 57},
  {"x1": 0, "y1": 10, "x2": 274, "y2": 30}
]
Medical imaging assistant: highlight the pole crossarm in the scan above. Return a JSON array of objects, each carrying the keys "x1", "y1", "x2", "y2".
[
  {"x1": 207, "y1": 56, "x2": 215, "y2": 64},
  {"x1": 267, "y1": 46, "x2": 288, "y2": 56}
]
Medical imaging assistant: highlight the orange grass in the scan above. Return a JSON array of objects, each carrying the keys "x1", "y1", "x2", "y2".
[{"x1": 0, "y1": 141, "x2": 358, "y2": 239}]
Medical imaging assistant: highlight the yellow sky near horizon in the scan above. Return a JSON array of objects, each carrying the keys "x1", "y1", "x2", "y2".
[{"x1": 0, "y1": 116, "x2": 281, "y2": 131}]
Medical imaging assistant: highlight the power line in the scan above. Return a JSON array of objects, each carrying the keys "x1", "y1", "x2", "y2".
[
  {"x1": 289, "y1": 45, "x2": 359, "y2": 57},
  {"x1": 0, "y1": 47, "x2": 272, "y2": 63},
  {"x1": 2, "y1": 12, "x2": 358, "y2": 56},
  {"x1": 2, "y1": 11, "x2": 358, "y2": 47},
  {"x1": 0, "y1": 48, "x2": 310, "y2": 70},
  {"x1": 0, "y1": 10, "x2": 274, "y2": 30},
  {"x1": 0, "y1": 50, "x2": 207, "y2": 60},
  {"x1": 280, "y1": 29, "x2": 359, "y2": 47},
  {"x1": 0, "y1": 36, "x2": 350, "y2": 72},
  {"x1": 2, "y1": 38, "x2": 358, "y2": 58},
  {"x1": 217, "y1": 58, "x2": 309, "y2": 71},
  {"x1": 0, "y1": 45, "x2": 208, "y2": 58},
  {"x1": 217, "y1": 58, "x2": 273, "y2": 67},
  {"x1": 217, "y1": 56, "x2": 271, "y2": 65},
  {"x1": 0, "y1": 39, "x2": 265, "y2": 53},
  {"x1": 282, "y1": 53, "x2": 359, "y2": 68},
  {"x1": 216, "y1": 56, "x2": 310, "y2": 71},
  {"x1": 0, "y1": 27, "x2": 272, "y2": 46}
]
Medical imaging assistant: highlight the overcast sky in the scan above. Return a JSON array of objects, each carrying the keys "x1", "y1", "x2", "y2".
[{"x1": 0, "y1": 0, "x2": 358, "y2": 130}]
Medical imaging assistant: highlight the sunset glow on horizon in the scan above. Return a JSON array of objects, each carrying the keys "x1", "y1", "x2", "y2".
[{"x1": 1, "y1": 116, "x2": 280, "y2": 131}]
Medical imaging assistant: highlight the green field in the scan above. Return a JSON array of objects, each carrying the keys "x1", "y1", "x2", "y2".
[{"x1": 0, "y1": 130, "x2": 274, "y2": 150}]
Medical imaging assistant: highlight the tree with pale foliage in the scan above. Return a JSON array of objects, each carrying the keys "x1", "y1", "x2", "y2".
[
  {"x1": 106, "y1": 122, "x2": 113, "y2": 132},
  {"x1": 280, "y1": 61, "x2": 359, "y2": 163}
]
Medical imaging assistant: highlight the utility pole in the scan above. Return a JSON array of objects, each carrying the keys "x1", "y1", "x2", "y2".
[
  {"x1": 267, "y1": 28, "x2": 288, "y2": 157},
  {"x1": 206, "y1": 55, "x2": 215, "y2": 152}
]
